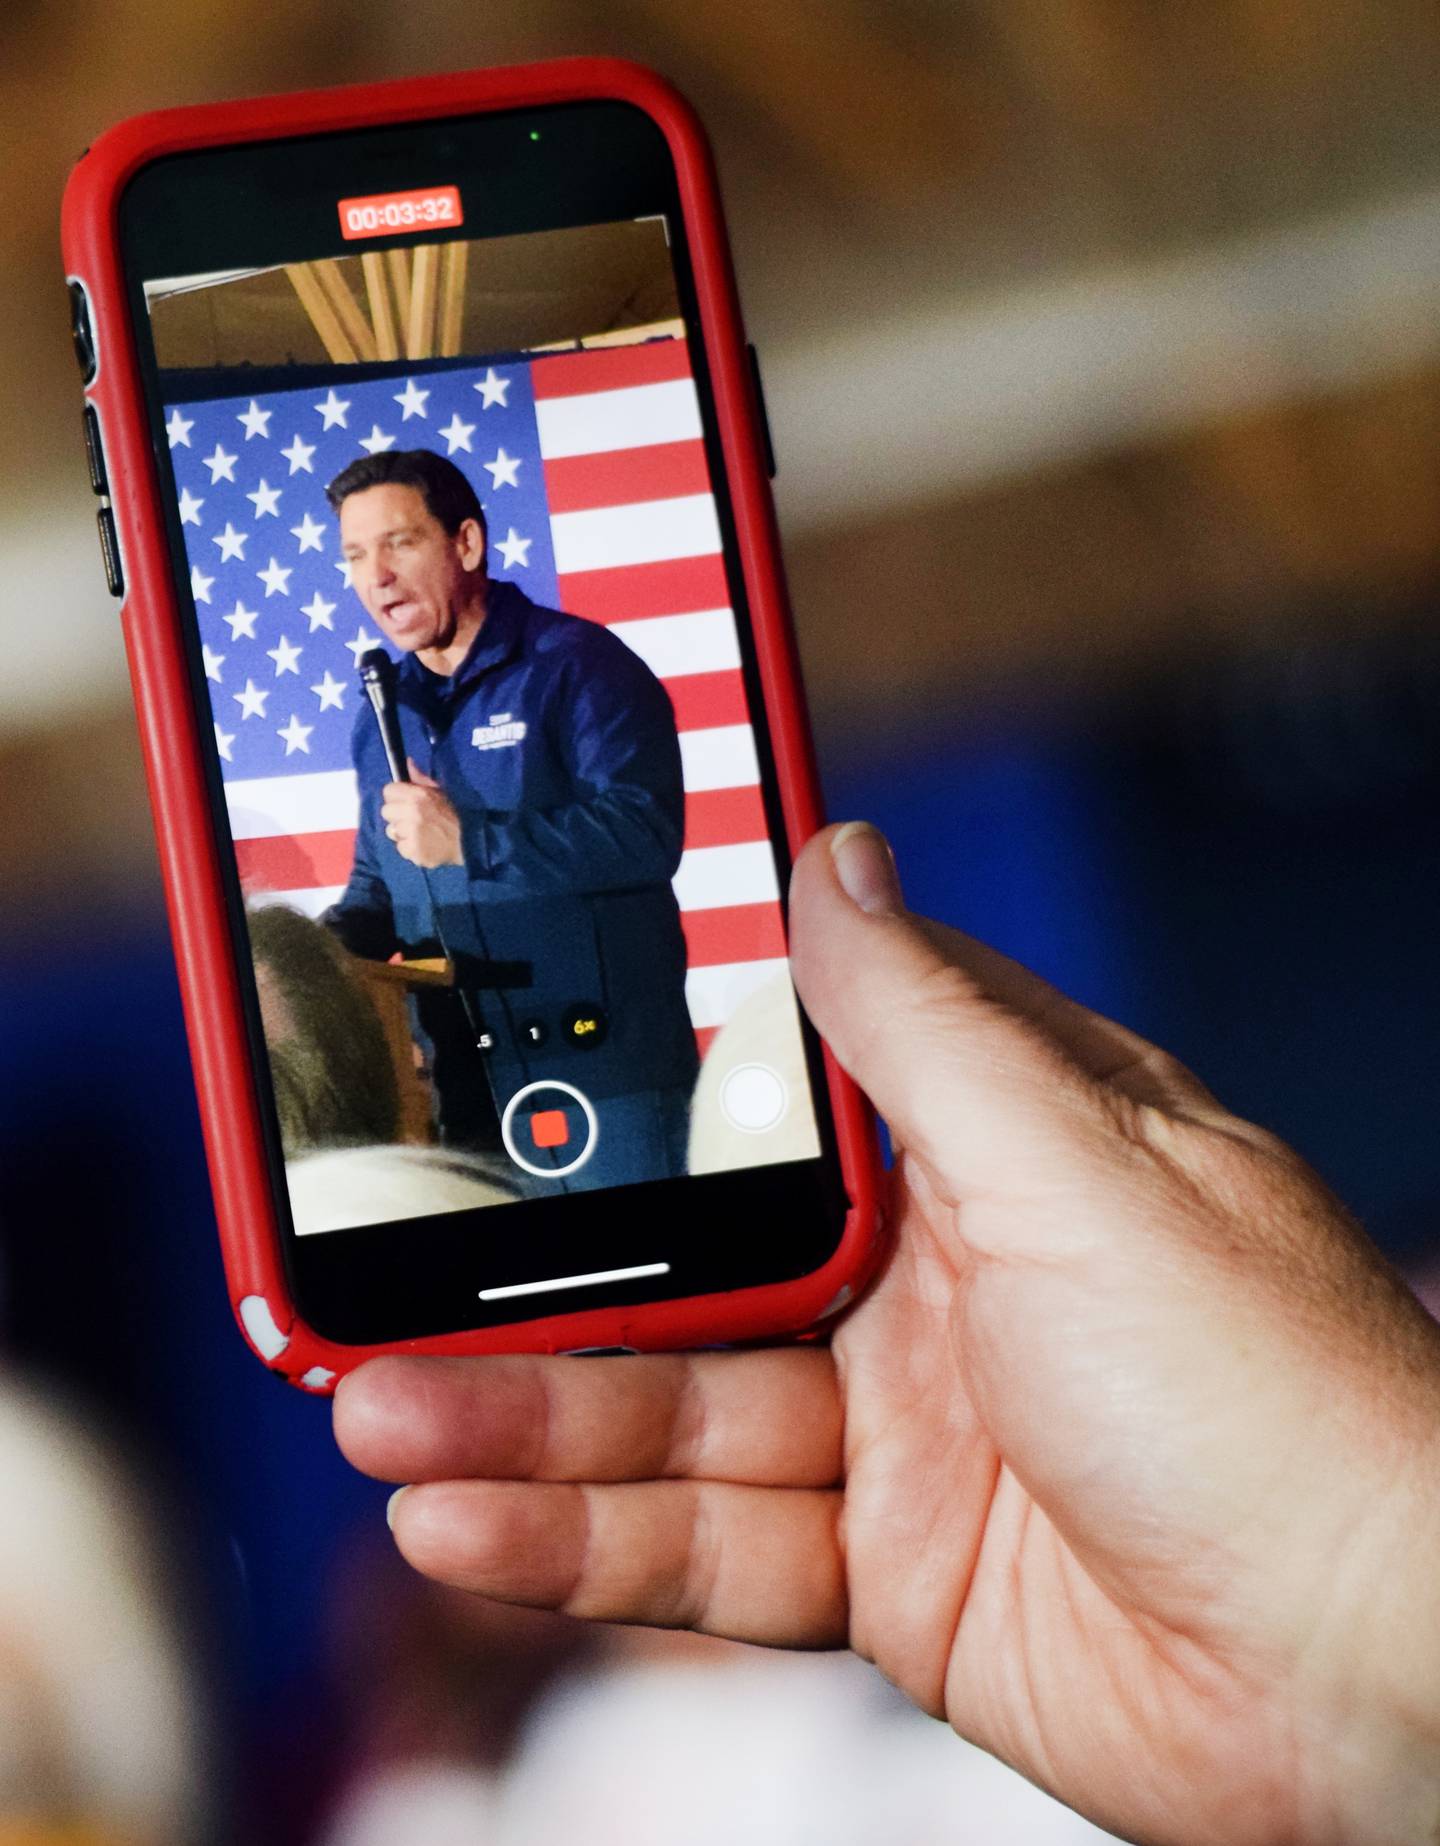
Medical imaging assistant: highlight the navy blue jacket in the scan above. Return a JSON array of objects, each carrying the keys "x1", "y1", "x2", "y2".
[{"x1": 327, "y1": 581, "x2": 698, "y2": 1146}]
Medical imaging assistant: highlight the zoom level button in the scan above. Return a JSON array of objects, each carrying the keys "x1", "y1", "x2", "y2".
[{"x1": 561, "y1": 1003, "x2": 608, "y2": 1049}]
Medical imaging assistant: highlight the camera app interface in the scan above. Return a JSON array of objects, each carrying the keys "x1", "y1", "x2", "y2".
[{"x1": 144, "y1": 213, "x2": 821, "y2": 1234}]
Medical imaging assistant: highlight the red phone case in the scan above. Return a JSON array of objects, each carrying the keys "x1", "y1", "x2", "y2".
[{"x1": 61, "y1": 58, "x2": 885, "y2": 1391}]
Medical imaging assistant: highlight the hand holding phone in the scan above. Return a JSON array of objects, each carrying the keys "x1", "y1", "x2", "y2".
[
  {"x1": 61, "y1": 61, "x2": 883, "y2": 1384},
  {"x1": 340, "y1": 821, "x2": 1440, "y2": 1846}
]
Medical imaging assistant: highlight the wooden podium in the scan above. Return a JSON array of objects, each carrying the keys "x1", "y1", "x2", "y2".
[{"x1": 347, "y1": 955, "x2": 453, "y2": 1145}]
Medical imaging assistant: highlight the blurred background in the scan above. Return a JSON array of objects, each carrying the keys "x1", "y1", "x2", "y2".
[{"x1": 4, "y1": 2, "x2": 1440, "y2": 1840}]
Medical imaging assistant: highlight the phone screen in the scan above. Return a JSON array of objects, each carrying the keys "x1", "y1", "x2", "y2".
[{"x1": 118, "y1": 101, "x2": 847, "y2": 1341}]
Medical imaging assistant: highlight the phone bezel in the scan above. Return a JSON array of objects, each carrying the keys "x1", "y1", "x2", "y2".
[
  {"x1": 62, "y1": 62, "x2": 883, "y2": 1378},
  {"x1": 117, "y1": 96, "x2": 850, "y2": 1345}
]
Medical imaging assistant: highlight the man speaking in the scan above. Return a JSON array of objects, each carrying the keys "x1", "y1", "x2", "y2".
[{"x1": 323, "y1": 448, "x2": 698, "y2": 1192}]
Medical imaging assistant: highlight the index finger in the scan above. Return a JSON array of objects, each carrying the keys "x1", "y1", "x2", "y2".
[{"x1": 334, "y1": 1349, "x2": 843, "y2": 1490}]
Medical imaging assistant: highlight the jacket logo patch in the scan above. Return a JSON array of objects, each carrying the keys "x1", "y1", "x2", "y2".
[{"x1": 472, "y1": 719, "x2": 527, "y2": 751}]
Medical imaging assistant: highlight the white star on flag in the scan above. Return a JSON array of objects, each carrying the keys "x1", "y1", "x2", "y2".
[
  {"x1": 247, "y1": 478, "x2": 282, "y2": 518},
  {"x1": 257, "y1": 556, "x2": 292, "y2": 597},
  {"x1": 300, "y1": 591, "x2": 336, "y2": 632},
  {"x1": 233, "y1": 678, "x2": 269, "y2": 720},
  {"x1": 203, "y1": 444, "x2": 237, "y2": 484},
  {"x1": 439, "y1": 413, "x2": 475, "y2": 454},
  {"x1": 315, "y1": 389, "x2": 350, "y2": 430},
  {"x1": 344, "y1": 627, "x2": 381, "y2": 667},
  {"x1": 484, "y1": 447, "x2": 521, "y2": 489},
  {"x1": 494, "y1": 527, "x2": 532, "y2": 571},
  {"x1": 177, "y1": 487, "x2": 204, "y2": 527},
  {"x1": 223, "y1": 601, "x2": 259, "y2": 640},
  {"x1": 237, "y1": 399, "x2": 272, "y2": 440},
  {"x1": 201, "y1": 644, "x2": 225, "y2": 683},
  {"x1": 290, "y1": 511, "x2": 326, "y2": 553},
  {"x1": 166, "y1": 408, "x2": 193, "y2": 448},
  {"x1": 311, "y1": 670, "x2": 346, "y2": 712},
  {"x1": 335, "y1": 558, "x2": 355, "y2": 588},
  {"x1": 214, "y1": 722, "x2": 235, "y2": 763},
  {"x1": 358, "y1": 424, "x2": 397, "y2": 455},
  {"x1": 212, "y1": 521, "x2": 247, "y2": 562},
  {"x1": 190, "y1": 564, "x2": 215, "y2": 604},
  {"x1": 266, "y1": 634, "x2": 302, "y2": 676},
  {"x1": 394, "y1": 378, "x2": 430, "y2": 419},
  {"x1": 474, "y1": 367, "x2": 510, "y2": 408},
  {"x1": 277, "y1": 714, "x2": 314, "y2": 757},
  {"x1": 281, "y1": 433, "x2": 316, "y2": 474}
]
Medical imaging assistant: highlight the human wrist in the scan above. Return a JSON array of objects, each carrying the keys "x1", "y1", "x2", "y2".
[
  {"x1": 1297, "y1": 1461, "x2": 1440, "y2": 1842},
  {"x1": 1300, "y1": 1708, "x2": 1440, "y2": 1845}
]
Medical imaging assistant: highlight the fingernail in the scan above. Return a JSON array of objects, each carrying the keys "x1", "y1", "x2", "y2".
[
  {"x1": 386, "y1": 1487, "x2": 409, "y2": 1530},
  {"x1": 831, "y1": 822, "x2": 902, "y2": 915}
]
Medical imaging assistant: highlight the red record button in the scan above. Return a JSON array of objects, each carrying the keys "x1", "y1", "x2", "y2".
[
  {"x1": 338, "y1": 186, "x2": 463, "y2": 241},
  {"x1": 529, "y1": 1109, "x2": 569, "y2": 1150}
]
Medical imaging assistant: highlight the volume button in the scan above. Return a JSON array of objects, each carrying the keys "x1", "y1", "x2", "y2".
[
  {"x1": 96, "y1": 507, "x2": 124, "y2": 598},
  {"x1": 82, "y1": 405, "x2": 108, "y2": 496}
]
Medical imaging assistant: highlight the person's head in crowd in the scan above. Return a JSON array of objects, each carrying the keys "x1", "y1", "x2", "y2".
[
  {"x1": 285, "y1": 1144, "x2": 523, "y2": 1234},
  {"x1": 326, "y1": 450, "x2": 488, "y2": 659},
  {"x1": 248, "y1": 902, "x2": 399, "y2": 1156}
]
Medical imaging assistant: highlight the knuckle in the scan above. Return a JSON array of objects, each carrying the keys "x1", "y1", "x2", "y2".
[
  {"x1": 675, "y1": 1483, "x2": 721, "y2": 1628},
  {"x1": 661, "y1": 1359, "x2": 709, "y2": 1477}
]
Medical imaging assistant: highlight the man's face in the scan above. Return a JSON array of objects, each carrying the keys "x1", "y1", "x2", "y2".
[{"x1": 338, "y1": 482, "x2": 484, "y2": 654}]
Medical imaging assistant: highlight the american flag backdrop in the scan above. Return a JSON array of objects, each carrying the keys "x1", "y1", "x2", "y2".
[{"x1": 163, "y1": 335, "x2": 786, "y2": 1055}]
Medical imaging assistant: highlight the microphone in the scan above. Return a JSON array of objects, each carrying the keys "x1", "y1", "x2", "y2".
[{"x1": 358, "y1": 648, "x2": 409, "y2": 784}]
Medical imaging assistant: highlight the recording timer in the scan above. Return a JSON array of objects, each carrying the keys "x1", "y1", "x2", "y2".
[{"x1": 338, "y1": 185, "x2": 463, "y2": 240}]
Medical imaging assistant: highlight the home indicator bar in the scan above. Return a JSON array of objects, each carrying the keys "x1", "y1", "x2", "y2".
[{"x1": 478, "y1": 1262, "x2": 671, "y2": 1303}]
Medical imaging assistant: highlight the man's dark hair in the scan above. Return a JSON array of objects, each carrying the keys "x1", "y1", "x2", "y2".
[{"x1": 325, "y1": 448, "x2": 488, "y2": 547}]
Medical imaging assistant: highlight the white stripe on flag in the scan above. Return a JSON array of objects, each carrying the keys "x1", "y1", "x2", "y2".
[
  {"x1": 549, "y1": 495, "x2": 721, "y2": 577},
  {"x1": 248, "y1": 885, "x2": 345, "y2": 919},
  {"x1": 673, "y1": 840, "x2": 779, "y2": 912},
  {"x1": 609, "y1": 608, "x2": 740, "y2": 678},
  {"x1": 226, "y1": 768, "x2": 359, "y2": 841},
  {"x1": 678, "y1": 724, "x2": 759, "y2": 792},
  {"x1": 535, "y1": 378, "x2": 702, "y2": 459},
  {"x1": 684, "y1": 957, "x2": 790, "y2": 1030}
]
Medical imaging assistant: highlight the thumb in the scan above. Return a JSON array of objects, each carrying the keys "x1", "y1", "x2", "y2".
[
  {"x1": 789, "y1": 824, "x2": 1122, "y2": 1203},
  {"x1": 407, "y1": 758, "x2": 440, "y2": 788}
]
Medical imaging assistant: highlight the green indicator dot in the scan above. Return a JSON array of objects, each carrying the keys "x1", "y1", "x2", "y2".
[{"x1": 529, "y1": 130, "x2": 542, "y2": 142}]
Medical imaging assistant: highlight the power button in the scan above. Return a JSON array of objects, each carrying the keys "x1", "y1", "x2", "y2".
[{"x1": 746, "y1": 344, "x2": 777, "y2": 480}]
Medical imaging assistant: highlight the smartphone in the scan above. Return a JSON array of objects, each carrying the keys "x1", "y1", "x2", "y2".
[{"x1": 61, "y1": 59, "x2": 883, "y2": 1389}]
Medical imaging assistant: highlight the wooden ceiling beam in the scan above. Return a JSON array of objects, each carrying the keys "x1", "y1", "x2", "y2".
[{"x1": 284, "y1": 261, "x2": 357, "y2": 365}]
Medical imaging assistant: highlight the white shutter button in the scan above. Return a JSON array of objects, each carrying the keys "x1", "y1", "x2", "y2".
[{"x1": 718, "y1": 1062, "x2": 787, "y2": 1133}]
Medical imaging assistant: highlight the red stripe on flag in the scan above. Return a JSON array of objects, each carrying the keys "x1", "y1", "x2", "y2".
[
  {"x1": 684, "y1": 784, "x2": 768, "y2": 849},
  {"x1": 543, "y1": 439, "x2": 711, "y2": 513},
  {"x1": 682, "y1": 902, "x2": 787, "y2": 967},
  {"x1": 558, "y1": 554, "x2": 730, "y2": 623},
  {"x1": 531, "y1": 338, "x2": 691, "y2": 399},
  {"x1": 683, "y1": 782, "x2": 771, "y2": 845},
  {"x1": 667, "y1": 669, "x2": 749, "y2": 733},
  {"x1": 696, "y1": 1025, "x2": 720, "y2": 1060},
  {"x1": 236, "y1": 829, "x2": 355, "y2": 893}
]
